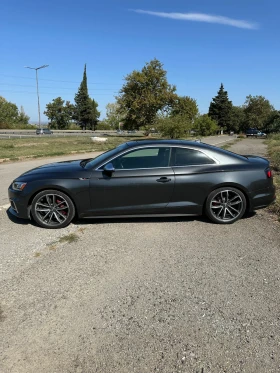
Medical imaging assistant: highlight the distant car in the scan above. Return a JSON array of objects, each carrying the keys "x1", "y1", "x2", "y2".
[
  {"x1": 8, "y1": 139, "x2": 275, "y2": 229},
  {"x1": 36, "y1": 128, "x2": 53, "y2": 135},
  {"x1": 246, "y1": 129, "x2": 267, "y2": 138}
]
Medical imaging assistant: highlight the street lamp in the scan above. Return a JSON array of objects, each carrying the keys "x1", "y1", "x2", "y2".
[{"x1": 25, "y1": 64, "x2": 49, "y2": 129}]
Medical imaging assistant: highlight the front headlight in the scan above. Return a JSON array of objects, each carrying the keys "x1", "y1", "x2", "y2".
[{"x1": 12, "y1": 181, "x2": 27, "y2": 191}]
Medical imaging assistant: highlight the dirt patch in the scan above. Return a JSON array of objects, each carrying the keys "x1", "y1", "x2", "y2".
[
  {"x1": 14, "y1": 142, "x2": 50, "y2": 147},
  {"x1": 228, "y1": 138, "x2": 267, "y2": 157}
]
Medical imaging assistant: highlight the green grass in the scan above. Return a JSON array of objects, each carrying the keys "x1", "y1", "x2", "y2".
[
  {"x1": 59, "y1": 233, "x2": 79, "y2": 244},
  {"x1": 220, "y1": 138, "x2": 242, "y2": 150},
  {"x1": 0, "y1": 136, "x2": 138, "y2": 161},
  {"x1": 265, "y1": 134, "x2": 280, "y2": 220}
]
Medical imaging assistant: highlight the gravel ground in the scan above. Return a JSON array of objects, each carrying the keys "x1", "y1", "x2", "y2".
[
  {"x1": 0, "y1": 138, "x2": 279, "y2": 373},
  {"x1": 227, "y1": 138, "x2": 267, "y2": 157}
]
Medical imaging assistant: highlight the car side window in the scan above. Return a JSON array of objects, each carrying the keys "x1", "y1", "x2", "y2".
[
  {"x1": 110, "y1": 147, "x2": 171, "y2": 170},
  {"x1": 172, "y1": 147, "x2": 215, "y2": 166}
]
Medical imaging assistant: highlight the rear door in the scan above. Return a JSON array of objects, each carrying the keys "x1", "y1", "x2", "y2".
[{"x1": 89, "y1": 146, "x2": 175, "y2": 216}]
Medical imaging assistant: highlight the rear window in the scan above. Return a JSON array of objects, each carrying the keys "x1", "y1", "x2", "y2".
[{"x1": 172, "y1": 147, "x2": 215, "y2": 166}]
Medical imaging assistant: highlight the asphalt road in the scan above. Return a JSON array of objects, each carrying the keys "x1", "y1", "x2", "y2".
[{"x1": 1, "y1": 137, "x2": 279, "y2": 373}]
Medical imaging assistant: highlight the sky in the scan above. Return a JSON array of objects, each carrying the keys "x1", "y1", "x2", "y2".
[{"x1": 1, "y1": 0, "x2": 279, "y2": 123}]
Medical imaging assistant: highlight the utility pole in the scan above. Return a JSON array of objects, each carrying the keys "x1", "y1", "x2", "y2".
[{"x1": 25, "y1": 65, "x2": 49, "y2": 128}]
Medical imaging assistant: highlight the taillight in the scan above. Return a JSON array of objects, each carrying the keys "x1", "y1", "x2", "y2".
[{"x1": 266, "y1": 169, "x2": 272, "y2": 178}]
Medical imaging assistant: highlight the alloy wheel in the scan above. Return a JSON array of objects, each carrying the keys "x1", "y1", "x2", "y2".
[
  {"x1": 210, "y1": 189, "x2": 244, "y2": 222},
  {"x1": 34, "y1": 193, "x2": 70, "y2": 227}
]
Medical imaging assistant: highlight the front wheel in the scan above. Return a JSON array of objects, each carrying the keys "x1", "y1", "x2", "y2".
[
  {"x1": 205, "y1": 187, "x2": 246, "y2": 224},
  {"x1": 31, "y1": 190, "x2": 75, "y2": 229}
]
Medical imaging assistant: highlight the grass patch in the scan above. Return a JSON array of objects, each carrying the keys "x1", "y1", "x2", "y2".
[
  {"x1": 265, "y1": 134, "x2": 280, "y2": 220},
  {"x1": 0, "y1": 136, "x2": 140, "y2": 161},
  {"x1": 59, "y1": 233, "x2": 79, "y2": 244},
  {"x1": 220, "y1": 138, "x2": 242, "y2": 150},
  {"x1": 48, "y1": 244, "x2": 58, "y2": 251},
  {"x1": 34, "y1": 252, "x2": 41, "y2": 257}
]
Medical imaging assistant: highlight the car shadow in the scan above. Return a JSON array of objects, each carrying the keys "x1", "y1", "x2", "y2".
[
  {"x1": 74, "y1": 211, "x2": 256, "y2": 226},
  {"x1": 6, "y1": 209, "x2": 37, "y2": 227},
  {"x1": 6, "y1": 208, "x2": 257, "y2": 228},
  {"x1": 74, "y1": 215, "x2": 212, "y2": 226}
]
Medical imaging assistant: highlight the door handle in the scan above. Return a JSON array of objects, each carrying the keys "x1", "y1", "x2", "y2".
[{"x1": 156, "y1": 177, "x2": 172, "y2": 183}]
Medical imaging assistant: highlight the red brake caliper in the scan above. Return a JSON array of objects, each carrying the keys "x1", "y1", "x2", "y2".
[{"x1": 56, "y1": 199, "x2": 67, "y2": 215}]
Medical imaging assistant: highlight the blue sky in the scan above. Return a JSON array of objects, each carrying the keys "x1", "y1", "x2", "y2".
[{"x1": 1, "y1": 0, "x2": 279, "y2": 122}]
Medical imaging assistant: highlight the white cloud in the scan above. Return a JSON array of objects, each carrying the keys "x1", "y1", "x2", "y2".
[{"x1": 132, "y1": 9, "x2": 258, "y2": 30}]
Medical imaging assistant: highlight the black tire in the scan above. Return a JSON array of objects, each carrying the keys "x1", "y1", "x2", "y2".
[
  {"x1": 205, "y1": 187, "x2": 246, "y2": 224},
  {"x1": 31, "y1": 189, "x2": 75, "y2": 229}
]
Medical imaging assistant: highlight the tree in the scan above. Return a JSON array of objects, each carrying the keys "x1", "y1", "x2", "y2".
[
  {"x1": 208, "y1": 83, "x2": 233, "y2": 132},
  {"x1": 264, "y1": 110, "x2": 280, "y2": 133},
  {"x1": 170, "y1": 96, "x2": 198, "y2": 122},
  {"x1": 117, "y1": 59, "x2": 177, "y2": 130},
  {"x1": 193, "y1": 114, "x2": 219, "y2": 136},
  {"x1": 243, "y1": 95, "x2": 274, "y2": 130},
  {"x1": 157, "y1": 115, "x2": 191, "y2": 139},
  {"x1": 44, "y1": 97, "x2": 73, "y2": 129},
  {"x1": 74, "y1": 64, "x2": 93, "y2": 130},
  {"x1": 105, "y1": 102, "x2": 124, "y2": 129},
  {"x1": 88, "y1": 97, "x2": 100, "y2": 130},
  {"x1": 0, "y1": 96, "x2": 30, "y2": 129},
  {"x1": 231, "y1": 106, "x2": 246, "y2": 133},
  {"x1": 17, "y1": 106, "x2": 30, "y2": 125}
]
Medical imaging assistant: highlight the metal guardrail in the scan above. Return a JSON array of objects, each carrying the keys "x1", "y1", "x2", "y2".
[
  {"x1": 0, "y1": 130, "x2": 114, "y2": 134},
  {"x1": 0, "y1": 130, "x2": 143, "y2": 139}
]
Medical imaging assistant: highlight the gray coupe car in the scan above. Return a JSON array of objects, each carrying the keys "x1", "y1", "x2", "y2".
[{"x1": 8, "y1": 140, "x2": 275, "y2": 228}]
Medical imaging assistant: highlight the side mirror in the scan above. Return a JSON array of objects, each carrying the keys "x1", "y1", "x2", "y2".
[{"x1": 103, "y1": 162, "x2": 115, "y2": 174}]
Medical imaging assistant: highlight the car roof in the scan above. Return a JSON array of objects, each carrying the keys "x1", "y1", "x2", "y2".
[
  {"x1": 125, "y1": 139, "x2": 216, "y2": 151},
  {"x1": 126, "y1": 139, "x2": 199, "y2": 147},
  {"x1": 124, "y1": 139, "x2": 248, "y2": 163}
]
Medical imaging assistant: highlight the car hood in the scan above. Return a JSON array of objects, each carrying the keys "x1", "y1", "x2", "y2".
[{"x1": 18, "y1": 159, "x2": 89, "y2": 178}]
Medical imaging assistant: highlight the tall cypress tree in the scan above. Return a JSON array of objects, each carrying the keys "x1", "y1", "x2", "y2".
[
  {"x1": 74, "y1": 64, "x2": 92, "y2": 130},
  {"x1": 208, "y1": 83, "x2": 233, "y2": 132}
]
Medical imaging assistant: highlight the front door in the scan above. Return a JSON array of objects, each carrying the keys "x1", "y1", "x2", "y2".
[{"x1": 88, "y1": 147, "x2": 174, "y2": 216}]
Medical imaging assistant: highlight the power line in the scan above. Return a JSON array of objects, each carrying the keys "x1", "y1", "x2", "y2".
[
  {"x1": 0, "y1": 89, "x2": 117, "y2": 95},
  {"x1": 0, "y1": 73, "x2": 122, "y2": 86},
  {"x1": 0, "y1": 83, "x2": 117, "y2": 91}
]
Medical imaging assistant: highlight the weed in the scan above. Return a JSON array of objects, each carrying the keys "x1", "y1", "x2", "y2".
[
  {"x1": 59, "y1": 233, "x2": 79, "y2": 244},
  {"x1": 221, "y1": 138, "x2": 241, "y2": 150},
  {"x1": 265, "y1": 135, "x2": 280, "y2": 219},
  {"x1": 48, "y1": 244, "x2": 57, "y2": 251}
]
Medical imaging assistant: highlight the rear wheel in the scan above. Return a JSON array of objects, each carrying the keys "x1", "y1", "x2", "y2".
[
  {"x1": 206, "y1": 187, "x2": 246, "y2": 224},
  {"x1": 31, "y1": 190, "x2": 75, "y2": 229}
]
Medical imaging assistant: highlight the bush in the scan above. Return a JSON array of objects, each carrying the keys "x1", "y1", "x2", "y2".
[
  {"x1": 68, "y1": 123, "x2": 81, "y2": 130},
  {"x1": 265, "y1": 134, "x2": 280, "y2": 219},
  {"x1": 193, "y1": 114, "x2": 219, "y2": 136},
  {"x1": 157, "y1": 115, "x2": 191, "y2": 139},
  {"x1": 96, "y1": 122, "x2": 112, "y2": 130}
]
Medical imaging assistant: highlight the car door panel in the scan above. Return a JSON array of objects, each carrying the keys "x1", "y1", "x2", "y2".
[
  {"x1": 88, "y1": 168, "x2": 175, "y2": 216},
  {"x1": 168, "y1": 165, "x2": 224, "y2": 214}
]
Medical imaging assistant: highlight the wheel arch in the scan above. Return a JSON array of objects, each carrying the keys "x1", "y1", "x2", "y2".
[
  {"x1": 27, "y1": 186, "x2": 79, "y2": 219},
  {"x1": 203, "y1": 182, "x2": 251, "y2": 212}
]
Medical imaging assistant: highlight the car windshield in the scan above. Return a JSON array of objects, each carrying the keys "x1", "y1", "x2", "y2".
[{"x1": 82, "y1": 143, "x2": 129, "y2": 169}]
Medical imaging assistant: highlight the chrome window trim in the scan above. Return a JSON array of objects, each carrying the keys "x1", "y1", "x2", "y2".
[{"x1": 95, "y1": 145, "x2": 219, "y2": 171}]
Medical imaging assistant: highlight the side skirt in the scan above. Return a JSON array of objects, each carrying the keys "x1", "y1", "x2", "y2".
[{"x1": 82, "y1": 213, "x2": 200, "y2": 219}]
